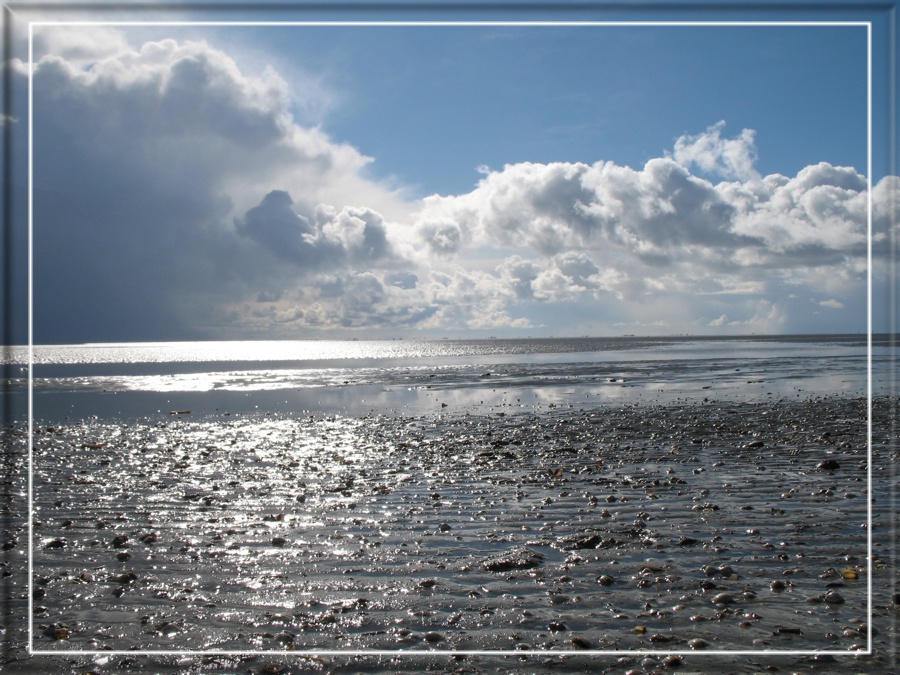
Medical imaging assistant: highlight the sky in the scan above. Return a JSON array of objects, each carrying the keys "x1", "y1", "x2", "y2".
[{"x1": 5, "y1": 12, "x2": 899, "y2": 343}]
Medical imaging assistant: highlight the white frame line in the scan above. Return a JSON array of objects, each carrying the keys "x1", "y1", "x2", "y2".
[{"x1": 25, "y1": 18, "x2": 875, "y2": 659}]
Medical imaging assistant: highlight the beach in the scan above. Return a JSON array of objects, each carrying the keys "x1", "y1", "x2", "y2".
[
  {"x1": 2, "y1": 391, "x2": 897, "y2": 673},
  {"x1": 0, "y1": 335, "x2": 896, "y2": 673}
]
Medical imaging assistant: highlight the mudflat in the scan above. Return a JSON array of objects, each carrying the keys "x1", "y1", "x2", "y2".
[{"x1": 4, "y1": 395, "x2": 898, "y2": 673}]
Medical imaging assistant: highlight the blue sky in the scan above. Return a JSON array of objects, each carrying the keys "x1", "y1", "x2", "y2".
[
  {"x1": 240, "y1": 24, "x2": 869, "y2": 197},
  {"x1": 168, "y1": 23, "x2": 873, "y2": 199},
  {"x1": 4, "y1": 8, "x2": 897, "y2": 343}
]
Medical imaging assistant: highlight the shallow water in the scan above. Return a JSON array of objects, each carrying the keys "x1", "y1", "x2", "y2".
[{"x1": 4, "y1": 334, "x2": 894, "y2": 422}]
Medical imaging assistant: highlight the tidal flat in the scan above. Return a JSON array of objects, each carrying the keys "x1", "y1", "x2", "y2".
[{"x1": 3, "y1": 395, "x2": 898, "y2": 673}]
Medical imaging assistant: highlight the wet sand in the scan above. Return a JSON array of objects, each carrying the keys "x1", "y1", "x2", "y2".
[{"x1": 2, "y1": 394, "x2": 898, "y2": 673}]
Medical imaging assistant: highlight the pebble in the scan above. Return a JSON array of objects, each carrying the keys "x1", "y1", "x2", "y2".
[
  {"x1": 483, "y1": 547, "x2": 544, "y2": 571},
  {"x1": 43, "y1": 624, "x2": 70, "y2": 640},
  {"x1": 823, "y1": 590, "x2": 845, "y2": 604},
  {"x1": 688, "y1": 637, "x2": 709, "y2": 649},
  {"x1": 275, "y1": 630, "x2": 294, "y2": 644},
  {"x1": 774, "y1": 626, "x2": 802, "y2": 635},
  {"x1": 817, "y1": 459, "x2": 840, "y2": 471},
  {"x1": 559, "y1": 532, "x2": 603, "y2": 550}
]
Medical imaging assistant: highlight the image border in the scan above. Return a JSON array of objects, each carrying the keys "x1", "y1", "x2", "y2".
[{"x1": 13, "y1": 5, "x2": 885, "y2": 662}]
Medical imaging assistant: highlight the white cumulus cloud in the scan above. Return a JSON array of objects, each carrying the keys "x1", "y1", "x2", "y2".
[{"x1": 672, "y1": 120, "x2": 760, "y2": 181}]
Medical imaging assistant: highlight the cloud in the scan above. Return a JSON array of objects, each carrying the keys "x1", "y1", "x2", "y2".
[
  {"x1": 30, "y1": 33, "x2": 409, "y2": 216},
  {"x1": 417, "y1": 153, "x2": 882, "y2": 272},
  {"x1": 235, "y1": 191, "x2": 399, "y2": 271},
  {"x1": 497, "y1": 256, "x2": 541, "y2": 300},
  {"x1": 417, "y1": 218, "x2": 465, "y2": 257},
  {"x1": 415, "y1": 156, "x2": 753, "y2": 274},
  {"x1": 414, "y1": 153, "x2": 885, "y2": 302},
  {"x1": 672, "y1": 120, "x2": 760, "y2": 181},
  {"x1": 417, "y1": 161, "x2": 598, "y2": 257},
  {"x1": 321, "y1": 206, "x2": 395, "y2": 265},
  {"x1": 410, "y1": 136, "x2": 893, "y2": 333},
  {"x1": 24, "y1": 27, "x2": 895, "y2": 340},
  {"x1": 236, "y1": 190, "x2": 330, "y2": 266},
  {"x1": 728, "y1": 163, "x2": 869, "y2": 256},
  {"x1": 31, "y1": 24, "x2": 131, "y2": 64},
  {"x1": 28, "y1": 31, "x2": 415, "y2": 341}
]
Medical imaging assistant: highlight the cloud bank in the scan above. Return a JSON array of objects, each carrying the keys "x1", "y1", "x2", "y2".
[{"x1": 23, "y1": 31, "x2": 898, "y2": 342}]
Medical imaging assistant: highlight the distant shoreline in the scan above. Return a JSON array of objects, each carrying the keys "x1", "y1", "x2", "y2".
[{"x1": 12, "y1": 331, "x2": 888, "y2": 351}]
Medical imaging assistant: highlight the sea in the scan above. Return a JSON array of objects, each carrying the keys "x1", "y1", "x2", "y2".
[{"x1": 3, "y1": 334, "x2": 895, "y2": 424}]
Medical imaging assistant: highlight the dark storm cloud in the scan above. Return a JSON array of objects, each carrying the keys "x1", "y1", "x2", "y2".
[
  {"x1": 236, "y1": 190, "x2": 340, "y2": 268},
  {"x1": 23, "y1": 33, "x2": 415, "y2": 341}
]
